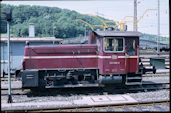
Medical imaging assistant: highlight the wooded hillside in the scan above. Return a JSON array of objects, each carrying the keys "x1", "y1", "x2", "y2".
[{"x1": 1, "y1": 4, "x2": 116, "y2": 38}]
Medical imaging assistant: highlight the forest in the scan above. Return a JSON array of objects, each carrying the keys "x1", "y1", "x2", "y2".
[{"x1": 1, "y1": 4, "x2": 116, "y2": 38}]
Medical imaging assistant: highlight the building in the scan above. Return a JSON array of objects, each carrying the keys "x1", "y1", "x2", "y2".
[{"x1": 1, "y1": 37, "x2": 62, "y2": 76}]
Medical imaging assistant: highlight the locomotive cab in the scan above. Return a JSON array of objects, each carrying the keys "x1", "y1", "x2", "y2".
[{"x1": 89, "y1": 31, "x2": 144, "y2": 85}]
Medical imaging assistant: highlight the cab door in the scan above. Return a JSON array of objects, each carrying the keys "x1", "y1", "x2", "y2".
[{"x1": 125, "y1": 37, "x2": 138, "y2": 73}]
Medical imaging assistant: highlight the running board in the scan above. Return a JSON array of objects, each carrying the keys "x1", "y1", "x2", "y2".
[{"x1": 45, "y1": 83, "x2": 104, "y2": 88}]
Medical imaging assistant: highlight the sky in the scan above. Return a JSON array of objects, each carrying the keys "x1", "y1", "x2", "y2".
[{"x1": 1, "y1": 0, "x2": 169, "y2": 37}]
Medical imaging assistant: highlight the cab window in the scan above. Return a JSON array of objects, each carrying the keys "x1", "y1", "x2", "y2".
[
  {"x1": 126, "y1": 39, "x2": 136, "y2": 55},
  {"x1": 104, "y1": 38, "x2": 124, "y2": 52}
]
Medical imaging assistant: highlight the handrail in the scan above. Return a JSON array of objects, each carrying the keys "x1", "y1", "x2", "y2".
[
  {"x1": 137, "y1": 8, "x2": 157, "y2": 23},
  {"x1": 75, "y1": 8, "x2": 157, "y2": 32},
  {"x1": 75, "y1": 19, "x2": 94, "y2": 31},
  {"x1": 121, "y1": 16, "x2": 134, "y2": 22},
  {"x1": 86, "y1": 14, "x2": 107, "y2": 31},
  {"x1": 121, "y1": 8, "x2": 157, "y2": 25},
  {"x1": 119, "y1": 8, "x2": 157, "y2": 31},
  {"x1": 92, "y1": 25, "x2": 118, "y2": 29}
]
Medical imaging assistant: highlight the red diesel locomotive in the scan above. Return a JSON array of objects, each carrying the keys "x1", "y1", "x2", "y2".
[{"x1": 16, "y1": 30, "x2": 156, "y2": 88}]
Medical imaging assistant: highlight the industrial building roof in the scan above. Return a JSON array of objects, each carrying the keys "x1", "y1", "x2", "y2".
[{"x1": 0, "y1": 37, "x2": 63, "y2": 42}]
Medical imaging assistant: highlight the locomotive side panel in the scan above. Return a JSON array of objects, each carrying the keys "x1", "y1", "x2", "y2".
[
  {"x1": 20, "y1": 45, "x2": 99, "y2": 88},
  {"x1": 23, "y1": 58, "x2": 98, "y2": 69},
  {"x1": 23, "y1": 45, "x2": 98, "y2": 70},
  {"x1": 99, "y1": 53, "x2": 127, "y2": 74}
]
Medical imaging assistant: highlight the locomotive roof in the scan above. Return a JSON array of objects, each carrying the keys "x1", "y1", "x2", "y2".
[{"x1": 95, "y1": 31, "x2": 143, "y2": 37}]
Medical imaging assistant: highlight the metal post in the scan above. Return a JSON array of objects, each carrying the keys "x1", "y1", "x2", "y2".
[
  {"x1": 7, "y1": 21, "x2": 12, "y2": 103},
  {"x1": 134, "y1": 0, "x2": 137, "y2": 31},
  {"x1": 157, "y1": 0, "x2": 160, "y2": 54},
  {"x1": 84, "y1": 25, "x2": 87, "y2": 38},
  {"x1": 53, "y1": 27, "x2": 54, "y2": 37},
  {"x1": 53, "y1": 26, "x2": 56, "y2": 37}
]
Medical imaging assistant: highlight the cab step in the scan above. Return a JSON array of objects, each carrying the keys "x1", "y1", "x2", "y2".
[
  {"x1": 125, "y1": 82, "x2": 142, "y2": 85},
  {"x1": 125, "y1": 74, "x2": 142, "y2": 85}
]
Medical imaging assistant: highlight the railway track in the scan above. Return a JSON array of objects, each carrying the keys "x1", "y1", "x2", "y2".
[
  {"x1": 0, "y1": 78, "x2": 20, "y2": 81},
  {"x1": 1, "y1": 99, "x2": 169, "y2": 112},
  {"x1": 1, "y1": 82, "x2": 169, "y2": 96},
  {"x1": 143, "y1": 71, "x2": 169, "y2": 77},
  {"x1": 1, "y1": 72, "x2": 170, "y2": 82},
  {"x1": 139, "y1": 51, "x2": 169, "y2": 55},
  {"x1": 38, "y1": 100, "x2": 169, "y2": 112},
  {"x1": 142, "y1": 73, "x2": 169, "y2": 77},
  {"x1": 42, "y1": 101, "x2": 170, "y2": 112}
]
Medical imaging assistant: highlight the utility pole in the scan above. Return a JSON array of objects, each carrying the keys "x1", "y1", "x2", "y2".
[
  {"x1": 134, "y1": 0, "x2": 137, "y2": 31},
  {"x1": 3, "y1": 9, "x2": 12, "y2": 103},
  {"x1": 157, "y1": 0, "x2": 160, "y2": 54}
]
